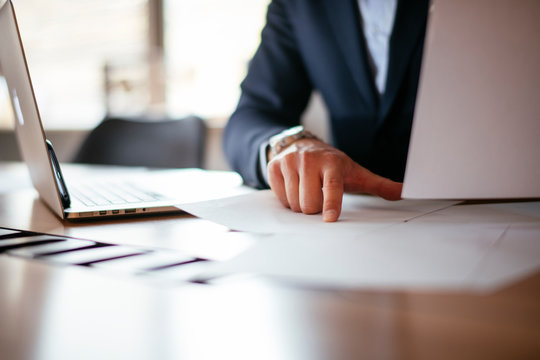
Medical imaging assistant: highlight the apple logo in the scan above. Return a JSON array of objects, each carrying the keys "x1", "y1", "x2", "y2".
[{"x1": 11, "y1": 88, "x2": 24, "y2": 126}]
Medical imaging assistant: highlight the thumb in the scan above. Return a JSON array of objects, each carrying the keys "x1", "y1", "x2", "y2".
[{"x1": 344, "y1": 163, "x2": 403, "y2": 200}]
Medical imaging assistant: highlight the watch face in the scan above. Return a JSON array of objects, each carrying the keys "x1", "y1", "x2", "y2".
[{"x1": 269, "y1": 126, "x2": 304, "y2": 145}]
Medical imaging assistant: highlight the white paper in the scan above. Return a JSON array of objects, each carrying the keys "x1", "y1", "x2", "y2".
[
  {"x1": 179, "y1": 190, "x2": 458, "y2": 235},
  {"x1": 134, "y1": 169, "x2": 254, "y2": 203},
  {"x1": 195, "y1": 200, "x2": 540, "y2": 292},
  {"x1": 200, "y1": 222, "x2": 513, "y2": 291},
  {"x1": 408, "y1": 200, "x2": 540, "y2": 224},
  {"x1": 180, "y1": 189, "x2": 540, "y2": 292}
]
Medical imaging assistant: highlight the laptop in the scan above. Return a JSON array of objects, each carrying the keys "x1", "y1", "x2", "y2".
[
  {"x1": 0, "y1": 0, "x2": 193, "y2": 220},
  {"x1": 402, "y1": 0, "x2": 540, "y2": 199}
]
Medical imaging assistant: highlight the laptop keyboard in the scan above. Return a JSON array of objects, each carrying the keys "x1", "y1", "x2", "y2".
[{"x1": 70, "y1": 181, "x2": 166, "y2": 207}]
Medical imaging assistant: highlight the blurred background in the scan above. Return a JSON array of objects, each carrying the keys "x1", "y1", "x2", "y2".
[{"x1": 0, "y1": 0, "x2": 328, "y2": 170}]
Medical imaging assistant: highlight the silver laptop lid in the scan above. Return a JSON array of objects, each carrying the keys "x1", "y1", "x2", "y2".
[
  {"x1": 403, "y1": 0, "x2": 540, "y2": 199},
  {"x1": 0, "y1": 0, "x2": 65, "y2": 217}
]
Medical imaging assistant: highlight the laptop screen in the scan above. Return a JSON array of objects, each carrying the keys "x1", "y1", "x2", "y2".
[
  {"x1": 403, "y1": 0, "x2": 540, "y2": 199},
  {"x1": 0, "y1": 0, "x2": 65, "y2": 216}
]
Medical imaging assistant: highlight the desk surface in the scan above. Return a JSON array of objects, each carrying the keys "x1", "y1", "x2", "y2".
[{"x1": 1, "y1": 163, "x2": 539, "y2": 360}]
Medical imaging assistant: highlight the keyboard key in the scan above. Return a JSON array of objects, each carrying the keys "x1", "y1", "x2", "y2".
[
  {"x1": 92, "y1": 251, "x2": 196, "y2": 273},
  {"x1": 8, "y1": 239, "x2": 96, "y2": 258},
  {"x1": 0, "y1": 229, "x2": 20, "y2": 238},
  {"x1": 0, "y1": 235, "x2": 63, "y2": 252},
  {"x1": 70, "y1": 190, "x2": 96, "y2": 206},
  {"x1": 38, "y1": 245, "x2": 147, "y2": 265},
  {"x1": 144, "y1": 260, "x2": 209, "y2": 283},
  {"x1": 92, "y1": 187, "x2": 126, "y2": 204},
  {"x1": 71, "y1": 181, "x2": 165, "y2": 207}
]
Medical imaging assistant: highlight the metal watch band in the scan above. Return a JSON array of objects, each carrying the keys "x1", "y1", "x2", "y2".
[{"x1": 268, "y1": 125, "x2": 320, "y2": 156}]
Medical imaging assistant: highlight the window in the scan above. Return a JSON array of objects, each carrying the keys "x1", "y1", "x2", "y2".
[
  {"x1": 0, "y1": 0, "x2": 270, "y2": 129},
  {"x1": 0, "y1": 0, "x2": 149, "y2": 129},
  {"x1": 163, "y1": 0, "x2": 270, "y2": 124}
]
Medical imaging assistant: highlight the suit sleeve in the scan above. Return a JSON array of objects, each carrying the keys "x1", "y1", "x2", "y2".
[{"x1": 223, "y1": 0, "x2": 312, "y2": 188}]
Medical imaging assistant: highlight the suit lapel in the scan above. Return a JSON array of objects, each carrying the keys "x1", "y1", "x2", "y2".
[
  {"x1": 322, "y1": 0, "x2": 378, "y2": 112},
  {"x1": 379, "y1": 0, "x2": 430, "y2": 121}
]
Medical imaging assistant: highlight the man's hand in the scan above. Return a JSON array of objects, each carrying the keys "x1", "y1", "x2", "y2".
[{"x1": 267, "y1": 138, "x2": 403, "y2": 222}]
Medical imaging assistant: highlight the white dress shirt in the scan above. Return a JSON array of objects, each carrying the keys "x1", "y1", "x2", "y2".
[{"x1": 358, "y1": 0, "x2": 398, "y2": 95}]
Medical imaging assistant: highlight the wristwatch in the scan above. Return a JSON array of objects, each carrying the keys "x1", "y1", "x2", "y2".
[{"x1": 268, "y1": 125, "x2": 320, "y2": 156}]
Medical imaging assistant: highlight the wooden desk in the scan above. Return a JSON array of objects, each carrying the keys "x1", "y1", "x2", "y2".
[
  {"x1": 1, "y1": 163, "x2": 539, "y2": 359},
  {"x1": 0, "y1": 163, "x2": 254, "y2": 260}
]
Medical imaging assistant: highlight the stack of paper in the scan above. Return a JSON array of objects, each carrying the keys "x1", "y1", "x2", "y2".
[{"x1": 179, "y1": 191, "x2": 540, "y2": 292}]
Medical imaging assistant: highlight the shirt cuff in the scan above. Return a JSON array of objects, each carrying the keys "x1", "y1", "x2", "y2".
[{"x1": 258, "y1": 140, "x2": 270, "y2": 187}]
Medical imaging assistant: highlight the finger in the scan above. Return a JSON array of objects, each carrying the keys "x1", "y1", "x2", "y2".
[
  {"x1": 349, "y1": 165, "x2": 403, "y2": 200},
  {"x1": 267, "y1": 160, "x2": 290, "y2": 209},
  {"x1": 299, "y1": 160, "x2": 323, "y2": 215},
  {"x1": 282, "y1": 159, "x2": 301, "y2": 212},
  {"x1": 321, "y1": 167, "x2": 344, "y2": 222}
]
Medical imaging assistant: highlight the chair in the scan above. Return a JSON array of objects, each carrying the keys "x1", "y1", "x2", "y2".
[{"x1": 73, "y1": 116, "x2": 206, "y2": 169}]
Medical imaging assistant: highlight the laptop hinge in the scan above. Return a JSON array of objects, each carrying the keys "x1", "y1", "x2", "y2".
[{"x1": 46, "y1": 139, "x2": 71, "y2": 208}]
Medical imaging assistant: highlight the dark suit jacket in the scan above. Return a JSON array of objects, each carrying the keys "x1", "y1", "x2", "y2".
[{"x1": 224, "y1": 0, "x2": 430, "y2": 188}]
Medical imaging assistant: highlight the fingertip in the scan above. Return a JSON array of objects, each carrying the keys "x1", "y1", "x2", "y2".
[
  {"x1": 323, "y1": 209, "x2": 339, "y2": 222},
  {"x1": 387, "y1": 182, "x2": 404, "y2": 201}
]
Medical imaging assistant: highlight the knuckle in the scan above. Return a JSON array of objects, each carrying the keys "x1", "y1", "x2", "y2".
[
  {"x1": 267, "y1": 160, "x2": 281, "y2": 177},
  {"x1": 299, "y1": 158, "x2": 315, "y2": 176},
  {"x1": 323, "y1": 176, "x2": 343, "y2": 190},
  {"x1": 323, "y1": 195, "x2": 341, "y2": 207},
  {"x1": 298, "y1": 149, "x2": 338, "y2": 175},
  {"x1": 298, "y1": 149, "x2": 315, "y2": 163},
  {"x1": 322, "y1": 151, "x2": 341, "y2": 164},
  {"x1": 282, "y1": 152, "x2": 298, "y2": 169}
]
